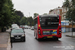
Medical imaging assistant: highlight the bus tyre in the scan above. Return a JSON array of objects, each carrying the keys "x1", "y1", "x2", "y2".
[
  {"x1": 35, "y1": 36, "x2": 37, "y2": 39},
  {"x1": 37, "y1": 38, "x2": 40, "y2": 41},
  {"x1": 36, "y1": 35, "x2": 40, "y2": 41},
  {"x1": 55, "y1": 38, "x2": 58, "y2": 41},
  {"x1": 34, "y1": 33, "x2": 37, "y2": 39},
  {"x1": 36, "y1": 35, "x2": 38, "y2": 39}
]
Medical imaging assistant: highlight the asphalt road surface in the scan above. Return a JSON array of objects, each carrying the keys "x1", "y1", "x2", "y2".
[{"x1": 12, "y1": 29, "x2": 75, "y2": 50}]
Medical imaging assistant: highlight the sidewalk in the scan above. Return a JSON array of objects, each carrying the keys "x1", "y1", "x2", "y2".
[
  {"x1": 63, "y1": 32, "x2": 75, "y2": 37},
  {"x1": 0, "y1": 29, "x2": 11, "y2": 50}
]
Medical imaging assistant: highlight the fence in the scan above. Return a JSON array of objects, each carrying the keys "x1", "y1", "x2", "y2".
[
  {"x1": 61, "y1": 24, "x2": 75, "y2": 33},
  {"x1": 62, "y1": 27, "x2": 72, "y2": 32}
]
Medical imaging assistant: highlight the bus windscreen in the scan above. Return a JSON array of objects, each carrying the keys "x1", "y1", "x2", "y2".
[{"x1": 39, "y1": 16, "x2": 59, "y2": 29}]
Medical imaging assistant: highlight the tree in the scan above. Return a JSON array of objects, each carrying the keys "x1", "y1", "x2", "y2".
[
  {"x1": 63, "y1": 0, "x2": 70, "y2": 9},
  {"x1": 15, "y1": 11, "x2": 24, "y2": 19},
  {"x1": 20, "y1": 16, "x2": 34, "y2": 26},
  {"x1": 63, "y1": 0, "x2": 75, "y2": 21},
  {"x1": 34, "y1": 13, "x2": 39, "y2": 18},
  {"x1": 0, "y1": 0, "x2": 14, "y2": 31},
  {"x1": 27, "y1": 16, "x2": 34, "y2": 26},
  {"x1": 43, "y1": 13, "x2": 48, "y2": 15},
  {"x1": 66, "y1": 8, "x2": 75, "y2": 21},
  {"x1": 20, "y1": 17, "x2": 27, "y2": 25}
]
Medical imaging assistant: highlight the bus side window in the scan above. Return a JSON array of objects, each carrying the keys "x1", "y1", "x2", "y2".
[
  {"x1": 34, "y1": 18, "x2": 37, "y2": 29},
  {"x1": 35, "y1": 24, "x2": 37, "y2": 29}
]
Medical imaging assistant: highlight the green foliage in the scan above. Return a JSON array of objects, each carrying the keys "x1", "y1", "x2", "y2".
[
  {"x1": 63, "y1": 0, "x2": 75, "y2": 21},
  {"x1": 0, "y1": 0, "x2": 14, "y2": 28},
  {"x1": 72, "y1": 0, "x2": 75, "y2": 6},
  {"x1": 20, "y1": 17, "x2": 27, "y2": 25},
  {"x1": 20, "y1": 16, "x2": 34, "y2": 26},
  {"x1": 15, "y1": 11, "x2": 24, "y2": 19},
  {"x1": 34, "y1": 13, "x2": 39, "y2": 18},
  {"x1": 43, "y1": 13, "x2": 48, "y2": 15},
  {"x1": 63, "y1": 0, "x2": 70, "y2": 8},
  {"x1": 27, "y1": 16, "x2": 34, "y2": 26},
  {"x1": 66, "y1": 8, "x2": 75, "y2": 21}
]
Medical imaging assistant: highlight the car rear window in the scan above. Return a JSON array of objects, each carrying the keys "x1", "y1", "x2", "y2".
[{"x1": 11, "y1": 29, "x2": 24, "y2": 33}]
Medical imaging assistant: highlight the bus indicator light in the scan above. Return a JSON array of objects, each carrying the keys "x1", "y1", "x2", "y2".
[{"x1": 39, "y1": 25, "x2": 40, "y2": 27}]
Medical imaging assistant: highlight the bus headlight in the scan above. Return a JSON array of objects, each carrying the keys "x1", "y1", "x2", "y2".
[{"x1": 39, "y1": 24, "x2": 40, "y2": 27}]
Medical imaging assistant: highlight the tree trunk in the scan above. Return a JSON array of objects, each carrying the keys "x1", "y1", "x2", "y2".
[{"x1": 1, "y1": 27, "x2": 6, "y2": 32}]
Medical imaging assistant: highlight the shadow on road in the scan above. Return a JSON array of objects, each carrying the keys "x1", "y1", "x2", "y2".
[
  {"x1": 12, "y1": 41, "x2": 25, "y2": 43},
  {"x1": 36, "y1": 39, "x2": 61, "y2": 42}
]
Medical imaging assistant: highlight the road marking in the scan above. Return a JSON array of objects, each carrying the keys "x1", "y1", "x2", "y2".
[{"x1": 69, "y1": 44, "x2": 75, "y2": 48}]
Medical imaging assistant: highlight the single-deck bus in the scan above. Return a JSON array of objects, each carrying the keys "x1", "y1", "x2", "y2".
[{"x1": 34, "y1": 15, "x2": 61, "y2": 40}]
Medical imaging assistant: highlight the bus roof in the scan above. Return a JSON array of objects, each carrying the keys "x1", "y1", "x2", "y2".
[
  {"x1": 34, "y1": 14, "x2": 59, "y2": 19},
  {"x1": 39, "y1": 14, "x2": 59, "y2": 17}
]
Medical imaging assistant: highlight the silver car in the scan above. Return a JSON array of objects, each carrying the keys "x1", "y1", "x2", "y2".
[
  {"x1": 31, "y1": 26, "x2": 34, "y2": 30},
  {"x1": 11, "y1": 28, "x2": 25, "y2": 42}
]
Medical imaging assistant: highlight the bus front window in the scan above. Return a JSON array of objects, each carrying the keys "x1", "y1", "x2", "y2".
[{"x1": 40, "y1": 16, "x2": 59, "y2": 29}]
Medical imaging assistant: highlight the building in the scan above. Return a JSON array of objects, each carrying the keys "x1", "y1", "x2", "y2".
[
  {"x1": 62, "y1": 6, "x2": 68, "y2": 20},
  {"x1": 49, "y1": 7, "x2": 63, "y2": 20}
]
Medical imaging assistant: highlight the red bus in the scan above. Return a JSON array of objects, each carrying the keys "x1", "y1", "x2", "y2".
[{"x1": 34, "y1": 15, "x2": 61, "y2": 40}]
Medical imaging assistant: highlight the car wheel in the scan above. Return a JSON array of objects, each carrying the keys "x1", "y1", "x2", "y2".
[
  {"x1": 23, "y1": 39, "x2": 25, "y2": 42},
  {"x1": 22, "y1": 37, "x2": 25, "y2": 42},
  {"x1": 11, "y1": 39, "x2": 14, "y2": 42}
]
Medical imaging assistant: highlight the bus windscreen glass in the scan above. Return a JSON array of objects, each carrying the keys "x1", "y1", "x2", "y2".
[{"x1": 40, "y1": 16, "x2": 59, "y2": 29}]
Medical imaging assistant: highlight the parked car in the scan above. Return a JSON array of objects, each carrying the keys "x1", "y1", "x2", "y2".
[
  {"x1": 31, "y1": 26, "x2": 34, "y2": 30},
  {"x1": 20, "y1": 25, "x2": 24, "y2": 29},
  {"x1": 24, "y1": 25, "x2": 28, "y2": 29},
  {"x1": 10, "y1": 28, "x2": 25, "y2": 42},
  {"x1": 11, "y1": 24, "x2": 19, "y2": 29},
  {"x1": 28, "y1": 26, "x2": 31, "y2": 29}
]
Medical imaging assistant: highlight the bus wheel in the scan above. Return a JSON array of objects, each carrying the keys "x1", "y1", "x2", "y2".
[
  {"x1": 36, "y1": 34, "x2": 38, "y2": 40},
  {"x1": 55, "y1": 38, "x2": 58, "y2": 41},
  {"x1": 35, "y1": 36, "x2": 37, "y2": 39},
  {"x1": 35, "y1": 33, "x2": 37, "y2": 39}
]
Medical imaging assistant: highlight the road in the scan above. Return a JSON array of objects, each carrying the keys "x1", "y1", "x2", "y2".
[{"x1": 12, "y1": 29, "x2": 75, "y2": 50}]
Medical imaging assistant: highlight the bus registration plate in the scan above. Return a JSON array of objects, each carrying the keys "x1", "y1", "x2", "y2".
[{"x1": 47, "y1": 36, "x2": 53, "y2": 38}]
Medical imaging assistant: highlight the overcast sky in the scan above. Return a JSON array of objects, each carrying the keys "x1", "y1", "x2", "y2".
[{"x1": 12, "y1": 0, "x2": 65, "y2": 17}]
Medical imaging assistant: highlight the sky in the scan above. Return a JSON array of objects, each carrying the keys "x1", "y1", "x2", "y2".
[{"x1": 12, "y1": 0, "x2": 65, "y2": 17}]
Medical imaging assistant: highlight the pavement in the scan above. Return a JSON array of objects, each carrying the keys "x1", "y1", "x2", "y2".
[
  {"x1": 63, "y1": 32, "x2": 75, "y2": 37},
  {"x1": 0, "y1": 29, "x2": 11, "y2": 50}
]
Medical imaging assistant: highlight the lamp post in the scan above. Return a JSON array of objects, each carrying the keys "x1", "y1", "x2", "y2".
[
  {"x1": 64, "y1": 16, "x2": 66, "y2": 32},
  {"x1": 72, "y1": 20, "x2": 73, "y2": 37}
]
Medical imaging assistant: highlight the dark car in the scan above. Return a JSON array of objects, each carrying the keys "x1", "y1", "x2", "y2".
[{"x1": 10, "y1": 28, "x2": 25, "y2": 42}]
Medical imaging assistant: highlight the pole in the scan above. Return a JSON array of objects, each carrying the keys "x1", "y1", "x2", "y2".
[
  {"x1": 72, "y1": 21, "x2": 73, "y2": 37},
  {"x1": 65, "y1": 21, "x2": 66, "y2": 32}
]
